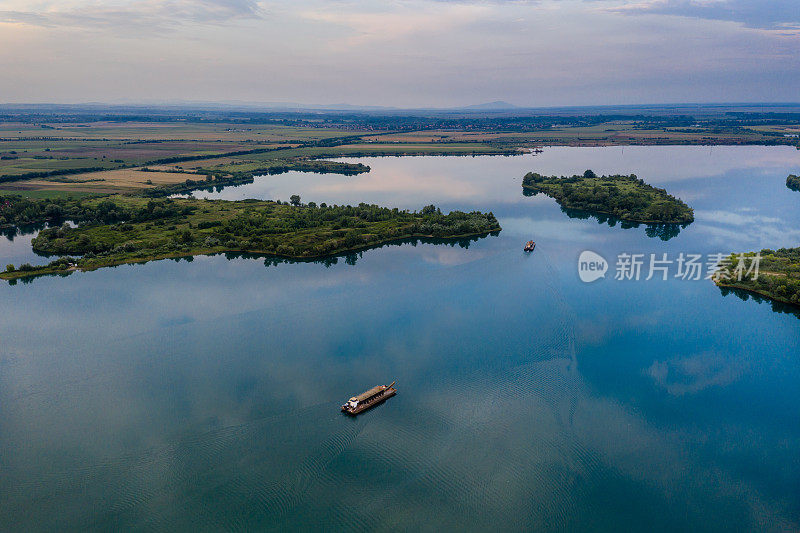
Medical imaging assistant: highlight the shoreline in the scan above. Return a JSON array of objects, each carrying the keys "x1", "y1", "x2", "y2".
[
  {"x1": 0, "y1": 227, "x2": 501, "y2": 282},
  {"x1": 522, "y1": 184, "x2": 693, "y2": 225},
  {"x1": 521, "y1": 172, "x2": 695, "y2": 226},
  {"x1": 715, "y1": 280, "x2": 800, "y2": 310}
]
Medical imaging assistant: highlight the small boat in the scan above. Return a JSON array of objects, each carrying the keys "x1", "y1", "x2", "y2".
[
  {"x1": 341, "y1": 381, "x2": 397, "y2": 415},
  {"x1": 524, "y1": 240, "x2": 536, "y2": 252}
]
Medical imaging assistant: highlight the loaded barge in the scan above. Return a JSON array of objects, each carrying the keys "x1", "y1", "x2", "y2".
[{"x1": 341, "y1": 382, "x2": 396, "y2": 415}]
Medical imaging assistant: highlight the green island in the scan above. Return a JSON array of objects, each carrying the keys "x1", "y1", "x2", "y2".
[
  {"x1": 522, "y1": 170, "x2": 694, "y2": 224},
  {"x1": 0, "y1": 194, "x2": 500, "y2": 281},
  {"x1": 714, "y1": 248, "x2": 800, "y2": 308},
  {"x1": 787, "y1": 174, "x2": 800, "y2": 192}
]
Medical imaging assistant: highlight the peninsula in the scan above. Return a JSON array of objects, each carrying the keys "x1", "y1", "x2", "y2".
[
  {"x1": 0, "y1": 194, "x2": 500, "y2": 281},
  {"x1": 522, "y1": 170, "x2": 694, "y2": 224},
  {"x1": 714, "y1": 248, "x2": 800, "y2": 308}
]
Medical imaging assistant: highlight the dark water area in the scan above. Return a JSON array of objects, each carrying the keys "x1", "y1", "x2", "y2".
[{"x1": 1, "y1": 146, "x2": 799, "y2": 530}]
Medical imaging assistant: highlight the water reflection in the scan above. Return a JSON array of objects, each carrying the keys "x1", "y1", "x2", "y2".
[
  {"x1": 1, "y1": 223, "x2": 46, "y2": 241},
  {"x1": 522, "y1": 188, "x2": 687, "y2": 240},
  {"x1": 718, "y1": 285, "x2": 800, "y2": 320},
  {"x1": 2, "y1": 148, "x2": 800, "y2": 530},
  {"x1": 0, "y1": 222, "x2": 63, "y2": 267},
  {"x1": 5, "y1": 233, "x2": 498, "y2": 286},
  {"x1": 560, "y1": 207, "x2": 686, "y2": 241},
  {"x1": 6, "y1": 269, "x2": 74, "y2": 286},
  {"x1": 226, "y1": 234, "x2": 494, "y2": 268}
]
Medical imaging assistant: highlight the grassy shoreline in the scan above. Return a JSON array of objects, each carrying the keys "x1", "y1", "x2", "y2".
[
  {"x1": 713, "y1": 248, "x2": 800, "y2": 308},
  {"x1": 715, "y1": 282, "x2": 800, "y2": 309}
]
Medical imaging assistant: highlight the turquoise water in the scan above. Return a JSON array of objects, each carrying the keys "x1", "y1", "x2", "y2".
[{"x1": 1, "y1": 146, "x2": 799, "y2": 530}]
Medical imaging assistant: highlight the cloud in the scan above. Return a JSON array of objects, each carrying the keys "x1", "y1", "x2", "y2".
[
  {"x1": 0, "y1": 0, "x2": 262, "y2": 29},
  {"x1": 298, "y1": 2, "x2": 490, "y2": 48},
  {"x1": 646, "y1": 351, "x2": 745, "y2": 395},
  {"x1": 0, "y1": 0, "x2": 797, "y2": 105},
  {"x1": 693, "y1": 209, "x2": 800, "y2": 248},
  {"x1": 611, "y1": 0, "x2": 800, "y2": 31}
]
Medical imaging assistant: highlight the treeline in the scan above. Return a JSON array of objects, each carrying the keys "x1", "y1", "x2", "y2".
[
  {"x1": 0, "y1": 166, "x2": 111, "y2": 184},
  {"x1": 205, "y1": 203, "x2": 499, "y2": 257},
  {"x1": 787, "y1": 174, "x2": 800, "y2": 192},
  {"x1": 522, "y1": 170, "x2": 694, "y2": 224},
  {"x1": 0, "y1": 195, "x2": 501, "y2": 280},
  {"x1": 141, "y1": 161, "x2": 369, "y2": 197},
  {"x1": 143, "y1": 146, "x2": 286, "y2": 166},
  {"x1": 247, "y1": 160, "x2": 370, "y2": 176},
  {"x1": 716, "y1": 248, "x2": 800, "y2": 307},
  {"x1": 0, "y1": 194, "x2": 193, "y2": 228},
  {"x1": 30, "y1": 199, "x2": 499, "y2": 260}
]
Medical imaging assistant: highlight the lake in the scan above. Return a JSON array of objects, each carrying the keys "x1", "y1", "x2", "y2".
[{"x1": 1, "y1": 146, "x2": 799, "y2": 531}]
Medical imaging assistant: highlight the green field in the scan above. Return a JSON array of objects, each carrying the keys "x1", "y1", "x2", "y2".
[{"x1": 2, "y1": 113, "x2": 795, "y2": 197}]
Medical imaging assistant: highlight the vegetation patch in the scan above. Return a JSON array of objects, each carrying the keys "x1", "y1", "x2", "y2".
[
  {"x1": 787, "y1": 174, "x2": 800, "y2": 192},
  {"x1": 522, "y1": 170, "x2": 694, "y2": 224},
  {"x1": 714, "y1": 248, "x2": 800, "y2": 308},
  {"x1": 142, "y1": 160, "x2": 370, "y2": 197},
  {"x1": 0, "y1": 194, "x2": 500, "y2": 281}
]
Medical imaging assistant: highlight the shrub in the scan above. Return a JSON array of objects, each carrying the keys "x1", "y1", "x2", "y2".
[{"x1": 197, "y1": 221, "x2": 221, "y2": 229}]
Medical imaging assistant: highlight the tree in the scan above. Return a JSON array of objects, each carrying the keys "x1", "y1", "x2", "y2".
[
  {"x1": 5, "y1": 264, "x2": 14, "y2": 273},
  {"x1": 290, "y1": 195, "x2": 301, "y2": 206},
  {"x1": 583, "y1": 169, "x2": 597, "y2": 179}
]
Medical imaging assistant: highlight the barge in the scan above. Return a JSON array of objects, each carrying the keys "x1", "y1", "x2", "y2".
[
  {"x1": 524, "y1": 240, "x2": 536, "y2": 252},
  {"x1": 341, "y1": 381, "x2": 396, "y2": 415}
]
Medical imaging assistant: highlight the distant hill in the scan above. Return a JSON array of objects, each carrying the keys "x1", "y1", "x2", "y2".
[{"x1": 461, "y1": 101, "x2": 519, "y2": 110}]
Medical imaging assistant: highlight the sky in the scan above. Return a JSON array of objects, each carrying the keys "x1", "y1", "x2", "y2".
[{"x1": 0, "y1": 0, "x2": 798, "y2": 107}]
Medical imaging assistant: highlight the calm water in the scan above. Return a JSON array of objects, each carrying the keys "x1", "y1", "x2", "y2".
[
  {"x1": 1, "y1": 224, "x2": 56, "y2": 267},
  {"x1": 1, "y1": 146, "x2": 799, "y2": 531}
]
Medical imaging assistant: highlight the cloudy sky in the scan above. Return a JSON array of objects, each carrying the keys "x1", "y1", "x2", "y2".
[{"x1": 0, "y1": 0, "x2": 798, "y2": 107}]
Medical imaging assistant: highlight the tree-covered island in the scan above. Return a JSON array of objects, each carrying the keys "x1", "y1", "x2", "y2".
[
  {"x1": 787, "y1": 174, "x2": 800, "y2": 192},
  {"x1": 0, "y1": 194, "x2": 500, "y2": 281},
  {"x1": 714, "y1": 247, "x2": 800, "y2": 308},
  {"x1": 522, "y1": 170, "x2": 694, "y2": 224}
]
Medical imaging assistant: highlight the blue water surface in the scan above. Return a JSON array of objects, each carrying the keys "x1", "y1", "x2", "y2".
[{"x1": 1, "y1": 146, "x2": 799, "y2": 531}]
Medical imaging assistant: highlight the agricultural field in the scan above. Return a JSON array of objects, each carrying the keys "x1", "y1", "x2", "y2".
[
  {"x1": 0, "y1": 121, "x2": 369, "y2": 142},
  {"x1": 365, "y1": 121, "x2": 789, "y2": 146},
  {"x1": 197, "y1": 143, "x2": 520, "y2": 175},
  {"x1": 0, "y1": 110, "x2": 797, "y2": 197}
]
